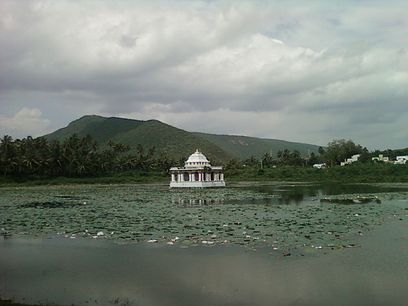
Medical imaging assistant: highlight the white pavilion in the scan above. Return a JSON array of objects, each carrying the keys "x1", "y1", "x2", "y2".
[{"x1": 170, "y1": 150, "x2": 225, "y2": 188}]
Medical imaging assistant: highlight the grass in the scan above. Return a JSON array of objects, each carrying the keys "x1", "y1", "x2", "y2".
[
  {"x1": 1, "y1": 163, "x2": 407, "y2": 187},
  {"x1": 0, "y1": 171, "x2": 168, "y2": 187},
  {"x1": 226, "y1": 163, "x2": 408, "y2": 183}
]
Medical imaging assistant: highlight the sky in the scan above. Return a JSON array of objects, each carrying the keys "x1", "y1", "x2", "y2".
[{"x1": 0, "y1": 0, "x2": 407, "y2": 149}]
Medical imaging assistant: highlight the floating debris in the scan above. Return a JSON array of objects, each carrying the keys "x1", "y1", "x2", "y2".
[
  {"x1": 320, "y1": 196, "x2": 381, "y2": 205},
  {"x1": 19, "y1": 201, "x2": 82, "y2": 209}
]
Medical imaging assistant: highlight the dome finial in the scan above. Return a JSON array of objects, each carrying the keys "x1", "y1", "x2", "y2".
[{"x1": 195, "y1": 148, "x2": 200, "y2": 153}]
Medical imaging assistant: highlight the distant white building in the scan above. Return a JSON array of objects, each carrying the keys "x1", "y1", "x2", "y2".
[
  {"x1": 313, "y1": 163, "x2": 326, "y2": 169},
  {"x1": 341, "y1": 154, "x2": 361, "y2": 166},
  {"x1": 395, "y1": 156, "x2": 408, "y2": 165},
  {"x1": 169, "y1": 150, "x2": 225, "y2": 188},
  {"x1": 372, "y1": 154, "x2": 390, "y2": 163}
]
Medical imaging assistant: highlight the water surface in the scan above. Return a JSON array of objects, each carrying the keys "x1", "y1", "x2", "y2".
[{"x1": 1, "y1": 182, "x2": 408, "y2": 305}]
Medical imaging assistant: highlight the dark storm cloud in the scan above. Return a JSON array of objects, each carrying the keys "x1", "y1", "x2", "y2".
[{"x1": 0, "y1": 0, "x2": 407, "y2": 148}]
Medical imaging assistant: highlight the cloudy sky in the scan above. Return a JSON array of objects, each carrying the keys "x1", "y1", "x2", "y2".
[{"x1": 1, "y1": 0, "x2": 407, "y2": 149}]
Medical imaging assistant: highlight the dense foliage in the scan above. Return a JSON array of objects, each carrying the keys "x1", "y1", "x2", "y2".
[
  {"x1": 224, "y1": 139, "x2": 407, "y2": 182},
  {"x1": 320, "y1": 139, "x2": 368, "y2": 166},
  {"x1": 1, "y1": 134, "x2": 407, "y2": 184},
  {"x1": 0, "y1": 134, "x2": 175, "y2": 179}
]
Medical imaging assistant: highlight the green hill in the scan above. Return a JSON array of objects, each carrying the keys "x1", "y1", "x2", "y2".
[
  {"x1": 44, "y1": 115, "x2": 320, "y2": 162},
  {"x1": 45, "y1": 115, "x2": 232, "y2": 163},
  {"x1": 193, "y1": 133, "x2": 321, "y2": 159},
  {"x1": 45, "y1": 115, "x2": 144, "y2": 144}
]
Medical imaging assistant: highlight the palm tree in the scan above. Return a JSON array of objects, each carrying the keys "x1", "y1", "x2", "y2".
[{"x1": 0, "y1": 135, "x2": 16, "y2": 176}]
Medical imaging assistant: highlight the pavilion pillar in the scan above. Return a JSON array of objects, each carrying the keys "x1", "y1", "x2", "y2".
[
  {"x1": 171, "y1": 174, "x2": 176, "y2": 182},
  {"x1": 220, "y1": 173, "x2": 224, "y2": 181}
]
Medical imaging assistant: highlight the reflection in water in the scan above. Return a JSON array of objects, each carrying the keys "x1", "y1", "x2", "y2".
[
  {"x1": 1, "y1": 183, "x2": 408, "y2": 305},
  {"x1": 1, "y1": 217, "x2": 408, "y2": 306},
  {"x1": 169, "y1": 183, "x2": 366, "y2": 206},
  {"x1": 277, "y1": 192, "x2": 305, "y2": 205},
  {"x1": 243, "y1": 183, "x2": 408, "y2": 205},
  {"x1": 171, "y1": 197, "x2": 224, "y2": 206}
]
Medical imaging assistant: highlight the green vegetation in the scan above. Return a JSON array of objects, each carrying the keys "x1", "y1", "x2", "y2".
[
  {"x1": 226, "y1": 163, "x2": 408, "y2": 183},
  {"x1": 44, "y1": 115, "x2": 320, "y2": 161},
  {"x1": 225, "y1": 139, "x2": 408, "y2": 182},
  {"x1": 1, "y1": 127, "x2": 407, "y2": 186},
  {"x1": 0, "y1": 134, "x2": 171, "y2": 184},
  {"x1": 193, "y1": 132, "x2": 320, "y2": 159},
  {"x1": 1, "y1": 183, "x2": 402, "y2": 252},
  {"x1": 45, "y1": 115, "x2": 231, "y2": 162},
  {"x1": 319, "y1": 139, "x2": 369, "y2": 166},
  {"x1": 0, "y1": 172, "x2": 168, "y2": 187}
]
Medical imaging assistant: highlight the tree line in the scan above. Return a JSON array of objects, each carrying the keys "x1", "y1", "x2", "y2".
[
  {"x1": 1, "y1": 134, "x2": 405, "y2": 180},
  {"x1": 0, "y1": 134, "x2": 175, "y2": 178},
  {"x1": 226, "y1": 139, "x2": 405, "y2": 170}
]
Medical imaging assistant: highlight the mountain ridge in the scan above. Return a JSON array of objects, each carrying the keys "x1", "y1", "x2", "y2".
[{"x1": 44, "y1": 115, "x2": 321, "y2": 162}]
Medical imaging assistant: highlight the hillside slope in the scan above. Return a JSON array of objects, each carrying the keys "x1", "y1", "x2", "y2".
[
  {"x1": 109, "y1": 120, "x2": 232, "y2": 163},
  {"x1": 44, "y1": 115, "x2": 321, "y2": 161},
  {"x1": 194, "y1": 132, "x2": 320, "y2": 159},
  {"x1": 45, "y1": 115, "x2": 144, "y2": 144},
  {"x1": 45, "y1": 116, "x2": 232, "y2": 162}
]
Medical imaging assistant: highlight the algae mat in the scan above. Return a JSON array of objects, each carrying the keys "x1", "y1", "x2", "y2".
[{"x1": 1, "y1": 183, "x2": 407, "y2": 255}]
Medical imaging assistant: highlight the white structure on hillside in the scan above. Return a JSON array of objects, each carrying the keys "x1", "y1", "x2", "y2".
[
  {"x1": 313, "y1": 163, "x2": 326, "y2": 169},
  {"x1": 372, "y1": 154, "x2": 390, "y2": 163},
  {"x1": 395, "y1": 156, "x2": 408, "y2": 165},
  {"x1": 341, "y1": 154, "x2": 361, "y2": 166},
  {"x1": 169, "y1": 150, "x2": 225, "y2": 188}
]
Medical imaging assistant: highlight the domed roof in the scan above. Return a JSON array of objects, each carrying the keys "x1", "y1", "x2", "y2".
[{"x1": 185, "y1": 149, "x2": 210, "y2": 167}]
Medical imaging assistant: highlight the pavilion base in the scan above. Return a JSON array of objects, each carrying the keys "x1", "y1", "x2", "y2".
[{"x1": 170, "y1": 181, "x2": 226, "y2": 188}]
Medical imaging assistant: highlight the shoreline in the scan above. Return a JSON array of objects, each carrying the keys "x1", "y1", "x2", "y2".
[
  {"x1": 1, "y1": 163, "x2": 408, "y2": 187},
  {"x1": 1, "y1": 176, "x2": 408, "y2": 188}
]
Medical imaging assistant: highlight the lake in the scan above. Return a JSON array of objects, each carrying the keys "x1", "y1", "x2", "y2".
[{"x1": 1, "y1": 182, "x2": 408, "y2": 305}]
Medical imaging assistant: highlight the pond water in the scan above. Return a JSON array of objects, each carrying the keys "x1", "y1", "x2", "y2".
[{"x1": 1, "y1": 182, "x2": 408, "y2": 305}]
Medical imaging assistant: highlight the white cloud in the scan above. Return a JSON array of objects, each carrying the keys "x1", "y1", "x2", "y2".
[
  {"x1": 0, "y1": 0, "x2": 407, "y2": 149},
  {"x1": 0, "y1": 108, "x2": 51, "y2": 138}
]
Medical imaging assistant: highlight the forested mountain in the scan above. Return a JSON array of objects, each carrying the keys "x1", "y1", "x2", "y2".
[
  {"x1": 45, "y1": 115, "x2": 320, "y2": 161},
  {"x1": 45, "y1": 115, "x2": 231, "y2": 163},
  {"x1": 194, "y1": 132, "x2": 320, "y2": 159}
]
